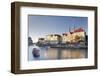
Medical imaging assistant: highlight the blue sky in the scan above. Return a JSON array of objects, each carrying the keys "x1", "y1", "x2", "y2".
[{"x1": 28, "y1": 15, "x2": 88, "y2": 43}]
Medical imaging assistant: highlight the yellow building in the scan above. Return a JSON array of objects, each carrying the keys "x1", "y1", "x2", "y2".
[
  {"x1": 45, "y1": 34, "x2": 62, "y2": 44},
  {"x1": 62, "y1": 32, "x2": 73, "y2": 43},
  {"x1": 72, "y1": 31, "x2": 86, "y2": 42},
  {"x1": 38, "y1": 27, "x2": 86, "y2": 44},
  {"x1": 62, "y1": 27, "x2": 86, "y2": 43}
]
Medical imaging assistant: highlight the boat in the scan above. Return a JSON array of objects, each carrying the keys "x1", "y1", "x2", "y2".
[{"x1": 32, "y1": 48, "x2": 40, "y2": 57}]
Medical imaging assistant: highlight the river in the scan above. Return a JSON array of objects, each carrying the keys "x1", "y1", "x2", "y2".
[{"x1": 28, "y1": 45, "x2": 87, "y2": 61}]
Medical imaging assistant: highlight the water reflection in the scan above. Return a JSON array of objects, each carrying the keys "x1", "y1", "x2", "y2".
[{"x1": 28, "y1": 45, "x2": 87, "y2": 61}]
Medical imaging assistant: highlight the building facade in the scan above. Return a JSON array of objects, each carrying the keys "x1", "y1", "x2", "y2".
[
  {"x1": 62, "y1": 27, "x2": 86, "y2": 43},
  {"x1": 45, "y1": 34, "x2": 62, "y2": 44},
  {"x1": 37, "y1": 27, "x2": 86, "y2": 45}
]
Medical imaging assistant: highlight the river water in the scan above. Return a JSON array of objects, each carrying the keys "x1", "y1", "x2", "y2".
[{"x1": 28, "y1": 45, "x2": 88, "y2": 61}]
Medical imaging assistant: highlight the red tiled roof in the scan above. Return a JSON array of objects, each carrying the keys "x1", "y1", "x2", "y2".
[
  {"x1": 62, "y1": 27, "x2": 84, "y2": 35},
  {"x1": 74, "y1": 27, "x2": 84, "y2": 32}
]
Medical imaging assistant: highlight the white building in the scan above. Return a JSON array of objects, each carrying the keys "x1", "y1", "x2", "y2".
[{"x1": 45, "y1": 34, "x2": 62, "y2": 44}]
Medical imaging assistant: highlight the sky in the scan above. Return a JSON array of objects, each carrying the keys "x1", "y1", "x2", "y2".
[{"x1": 28, "y1": 15, "x2": 88, "y2": 43}]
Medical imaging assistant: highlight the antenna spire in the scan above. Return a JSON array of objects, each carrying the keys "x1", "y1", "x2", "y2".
[{"x1": 69, "y1": 25, "x2": 70, "y2": 32}]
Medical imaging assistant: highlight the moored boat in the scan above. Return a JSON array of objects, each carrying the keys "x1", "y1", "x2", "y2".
[{"x1": 32, "y1": 48, "x2": 40, "y2": 57}]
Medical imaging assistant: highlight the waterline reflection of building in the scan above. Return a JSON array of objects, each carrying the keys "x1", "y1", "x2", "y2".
[{"x1": 28, "y1": 45, "x2": 87, "y2": 61}]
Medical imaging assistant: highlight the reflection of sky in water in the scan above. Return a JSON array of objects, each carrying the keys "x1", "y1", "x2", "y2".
[{"x1": 28, "y1": 45, "x2": 87, "y2": 61}]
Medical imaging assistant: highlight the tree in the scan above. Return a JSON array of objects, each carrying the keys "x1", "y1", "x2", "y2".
[{"x1": 28, "y1": 37, "x2": 33, "y2": 46}]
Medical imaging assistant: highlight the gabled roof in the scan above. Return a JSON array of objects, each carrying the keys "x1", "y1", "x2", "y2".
[{"x1": 74, "y1": 27, "x2": 84, "y2": 32}]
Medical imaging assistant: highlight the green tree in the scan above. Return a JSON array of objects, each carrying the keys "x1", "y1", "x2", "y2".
[{"x1": 28, "y1": 37, "x2": 33, "y2": 46}]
